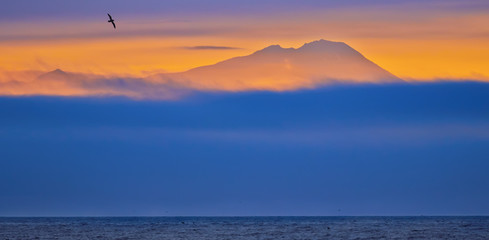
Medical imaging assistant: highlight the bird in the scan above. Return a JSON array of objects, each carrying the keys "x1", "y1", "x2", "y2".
[{"x1": 107, "y1": 13, "x2": 116, "y2": 29}]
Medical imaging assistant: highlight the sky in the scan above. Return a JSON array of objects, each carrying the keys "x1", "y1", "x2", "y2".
[
  {"x1": 1, "y1": 0, "x2": 489, "y2": 216},
  {"x1": 1, "y1": 0, "x2": 489, "y2": 81}
]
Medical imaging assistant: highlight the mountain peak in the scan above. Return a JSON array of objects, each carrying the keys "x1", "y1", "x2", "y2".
[
  {"x1": 264, "y1": 44, "x2": 283, "y2": 50},
  {"x1": 253, "y1": 40, "x2": 358, "y2": 56},
  {"x1": 254, "y1": 44, "x2": 295, "y2": 55},
  {"x1": 300, "y1": 39, "x2": 345, "y2": 47},
  {"x1": 299, "y1": 39, "x2": 352, "y2": 51}
]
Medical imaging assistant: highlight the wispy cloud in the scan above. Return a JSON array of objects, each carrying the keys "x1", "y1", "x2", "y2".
[
  {"x1": 0, "y1": 70, "x2": 190, "y2": 100},
  {"x1": 1, "y1": 66, "x2": 487, "y2": 100},
  {"x1": 0, "y1": 26, "x2": 229, "y2": 42},
  {"x1": 181, "y1": 46, "x2": 242, "y2": 50}
]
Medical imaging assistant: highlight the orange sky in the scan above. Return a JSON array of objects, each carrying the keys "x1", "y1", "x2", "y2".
[{"x1": 1, "y1": 6, "x2": 489, "y2": 98}]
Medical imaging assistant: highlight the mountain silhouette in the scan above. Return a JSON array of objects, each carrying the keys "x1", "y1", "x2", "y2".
[
  {"x1": 35, "y1": 40, "x2": 401, "y2": 97},
  {"x1": 152, "y1": 39, "x2": 401, "y2": 91}
]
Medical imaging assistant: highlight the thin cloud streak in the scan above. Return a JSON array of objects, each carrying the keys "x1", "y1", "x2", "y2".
[
  {"x1": 181, "y1": 46, "x2": 242, "y2": 50},
  {"x1": 0, "y1": 27, "x2": 230, "y2": 42},
  {"x1": 3, "y1": 122, "x2": 489, "y2": 147},
  {"x1": 2, "y1": 11, "x2": 489, "y2": 42},
  {"x1": 0, "y1": 70, "x2": 190, "y2": 100}
]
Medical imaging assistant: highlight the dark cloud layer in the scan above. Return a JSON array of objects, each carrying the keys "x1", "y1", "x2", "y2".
[{"x1": 1, "y1": 82, "x2": 489, "y2": 216}]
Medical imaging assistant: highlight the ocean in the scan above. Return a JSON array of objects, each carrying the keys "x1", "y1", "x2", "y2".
[{"x1": 1, "y1": 217, "x2": 488, "y2": 239}]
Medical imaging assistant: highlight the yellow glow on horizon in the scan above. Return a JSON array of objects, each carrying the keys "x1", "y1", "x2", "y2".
[{"x1": 3, "y1": 35, "x2": 489, "y2": 80}]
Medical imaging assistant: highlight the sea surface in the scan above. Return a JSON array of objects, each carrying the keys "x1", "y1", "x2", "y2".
[{"x1": 1, "y1": 217, "x2": 488, "y2": 240}]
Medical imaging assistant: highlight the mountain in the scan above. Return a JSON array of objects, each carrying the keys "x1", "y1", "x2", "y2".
[
  {"x1": 33, "y1": 40, "x2": 400, "y2": 98},
  {"x1": 152, "y1": 39, "x2": 401, "y2": 91}
]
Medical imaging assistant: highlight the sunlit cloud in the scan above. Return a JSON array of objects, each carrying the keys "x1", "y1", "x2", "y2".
[{"x1": 0, "y1": 70, "x2": 189, "y2": 99}]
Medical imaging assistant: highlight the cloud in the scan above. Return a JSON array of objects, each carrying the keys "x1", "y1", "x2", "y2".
[
  {"x1": 1, "y1": 67, "x2": 486, "y2": 100},
  {"x1": 181, "y1": 46, "x2": 242, "y2": 50},
  {"x1": 0, "y1": 70, "x2": 190, "y2": 100},
  {"x1": 0, "y1": 53, "x2": 487, "y2": 100},
  {"x1": 0, "y1": 27, "x2": 229, "y2": 42}
]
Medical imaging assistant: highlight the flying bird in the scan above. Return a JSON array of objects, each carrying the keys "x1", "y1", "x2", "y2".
[{"x1": 107, "y1": 13, "x2": 116, "y2": 29}]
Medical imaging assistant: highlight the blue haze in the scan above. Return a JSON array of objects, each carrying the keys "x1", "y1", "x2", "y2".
[{"x1": 0, "y1": 82, "x2": 489, "y2": 216}]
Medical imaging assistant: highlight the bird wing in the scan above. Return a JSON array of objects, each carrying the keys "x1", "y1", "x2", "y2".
[
  {"x1": 112, "y1": 21, "x2": 116, "y2": 29},
  {"x1": 107, "y1": 13, "x2": 113, "y2": 20}
]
